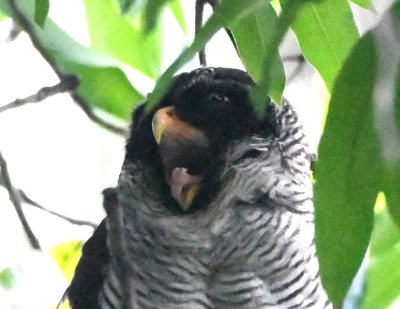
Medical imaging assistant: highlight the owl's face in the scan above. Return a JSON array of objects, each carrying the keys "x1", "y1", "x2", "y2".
[{"x1": 126, "y1": 68, "x2": 274, "y2": 211}]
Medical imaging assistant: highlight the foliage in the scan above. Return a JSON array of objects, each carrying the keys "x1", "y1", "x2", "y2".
[
  {"x1": 229, "y1": 3, "x2": 285, "y2": 103},
  {"x1": 314, "y1": 32, "x2": 380, "y2": 304},
  {"x1": 0, "y1": 268, "x2": 17, "y2": 291},
  {"x1": 34, "y1": 0, "x2": 49, "y2": 28},
  {"x1": 289, "y1": 0, "x2": 359, "y2": 91},
  {"x1": 351, "y1": 0, "x2": 373, "y2": 9},
  {"x1": 50, "y1": 240, "x2": 84, "y2": 282},
  {"x1": 0, "y1": 0, "x2": 400, "y2": 308},
  {"x1": 0, "y1": 0, "x2": 144, "y2": 120},
  {"x1": 146, "y1": 0, "x2": 272, "y2": 110},
  {"x1": 362, "y1": 200, "x2": 400, "y2": 309}
]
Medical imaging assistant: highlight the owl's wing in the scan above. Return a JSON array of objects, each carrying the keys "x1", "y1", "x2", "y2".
[{"x1": 67, "y1": 219, "x2": 109, "y2": 309}]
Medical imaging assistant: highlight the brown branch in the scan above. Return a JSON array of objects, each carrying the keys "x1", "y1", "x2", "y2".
[
  {"x1": 0, "y1": 150, "x2": 41, "y2": 250},
  {"x1": 0, "y1": 75, "x2": 79, "y2": 113},
  {"x1": 5, "y1": 20, "x2": 22, "y2": 43},
  {"x1": 195, "y1": 0, "x2": 219, "y2": 66},
  {"x1": 69, "y1": 93, "x2": 126, "y2": 135},
  {"x1": 282, "y1": 54, "x2": 307, "y2": 84},
  {"x1": 282, "y1": 54, "x2": 305, "y2": 63},
  {"x1": 195, "y1": 0, "x2": 207, "y2": 66},
  {"x1": 0, "y1": 156, "x2": 97, "y2": 228},
  {"x1": 195, "y1": 0, "x2": 239, "y2": 68},
  {"x1": 0, "y1": 167, "x2": 96, "y2": 236},
  {"x1": 18, "y1": 190, "x2": 97, "y2": 229},
  {"x1": 8, "y1": 0, "x2": 126, "y2": 136}
]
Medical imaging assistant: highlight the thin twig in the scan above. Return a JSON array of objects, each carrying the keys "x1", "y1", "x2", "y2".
[
  {"x1": 0, "y1": 162, "x2": 97, "y2": 230},
  {"x1": 195, "y1": 0, "x2": 219, "y2": 66},
  {"x1": 282, "y1": 54, "x2": 305, "y2": 63},
  {"x1": 0, "y1": 157, "x2": 97, "y2": 229},
  {"x1": 286, "y1": 61, "x2": 306, "y2": 84},
  {"x1": 195, "y1": 0, "x2": 207, "y2": 66},
  {"x1": 70, "y1": 93, "x2": 126, "y2": 135},
  {"x1": 8, "y1": 0, "x2": 126, "y2": 136},
  {"x1": 282, "y1": 54, "x2": 307, "y2": 84},
  {"x1": 5, "y1": 20, "x2": 22, "y2": 43},
  {"x1": 0, "y1": 75, "x2": 79, "y2": 113},
  {"x1": 0, "y1": 150, "x2": 41, "y2": 250},
  {"x1": 0, "y1": 167, "x2": 96, "y2": 230},
  {"x1": 18, "y1": 190, "x2": 97, "y2": 229},
  {"x1": 195, "y1": 0, "x2": 239, "y2": 67}
]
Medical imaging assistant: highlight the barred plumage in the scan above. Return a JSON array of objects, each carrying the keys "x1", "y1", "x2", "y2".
[{"x1": 68, "y1": 67, "x2": 331, "y2": 309}]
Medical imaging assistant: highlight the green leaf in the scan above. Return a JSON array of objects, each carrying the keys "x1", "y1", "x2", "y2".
[
  {"x1": 146, "y1": 0, "x2": 266, "y2": 109},
  {"x1": 84, "y1": 0, "x2": 163, "y2": 78},
  {"x1": 288, "y1": 0, "x2": 359, "y2": 90},
  {"x1": 169, "y1": 0, "x2": 186, "y2": 33},
  {"x1": 118, "y1": 0, "x2": 135, "y2": 13},
  {"x1": 0, "y1": 268, "x2": 17, "y2": 290},
  {"x1": 142, "y1": 0, "x2": 186, "y2": 34},
  {"x1": 230, "y1": 3, "x2": 285, "y2": 103},
  {"x1": 271, "y1": 0, "x2": 281, "y2": 12},
  {"x1": 250, "y1": 0, "x2": 308, "y2": 113},
  {"x1": 370, "y1": 199, "x2": 400, "y2": 257},
  {"x1": 383, "y1": 65, "x2": 400, "y2": 227},
  {"x1": 361, "y1": 208, "x2": 400, "y2": 309},
  {"x1": 350, "y1": 0, "x2": 372, "y2": 9},
  {"x1": 69, "y1": 64, "x2": 143, "y2": 119},
  {"x1": 314, "y1": 33, "x2": 381, "y2": 306},
  {"x1": 0, "y1": 7, "x2": 6, "y2": 21},
  {"x1": 34, "y1": 0, "x2": 48, "y2": 28},
  {"x1": 1, "y1": 0, "x2": 143, "y2": 120},
  {"x1": 50, "y1": 240, "x2": 83, "y2": 282},
  {"x1": 143, "y1": 0, "x2": 167, "y2": 33},
  {"x1": 373, "y1": 2, "x2": 400, "y2": 228}
]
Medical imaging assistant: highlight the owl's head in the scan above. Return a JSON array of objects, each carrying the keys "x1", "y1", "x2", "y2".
[{"x1": 125, "y1": 67, "x2": 275, "y2": 211}]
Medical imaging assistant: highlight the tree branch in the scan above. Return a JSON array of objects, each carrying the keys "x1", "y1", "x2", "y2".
[
  {"x1": 282, "y1": 54, "x2": 307, "y2": 84},
  {"x1": 0, "y1": 161, "x2": 97, "y2": 229},
  {"x1": 69, "y1": 93, "x2": 126, "y2": 136},
  {"x1": 0, "y1": 164, "x2": 96, "y2": 246},
  {"x1": 195, "y1": 0, "x2": 219, "y2": 66},
  {"x1": 7, "y1": 0, "x2": 126, "y2": 136},
  {"x1": 0, "y1": 150, "x2": 41, "y2": 250},
  {"x1": 195, "y1": 0, "x2": 239, "y2": 68},
  {"x1": 195, "y1": 0, "x2": 207, "y2": 66},
  {"x1": 5, "y1": 20, "x2": 22, "y2": 43},
  {"x1": 18, "y1": 189, "x2": 97, "y2": 229},
  {"x1": 282, "y1": 54, "x2": 305, "y2": 63},
  {"x1": 0, "y1": 75, "x2": 79, "y2": 113}
]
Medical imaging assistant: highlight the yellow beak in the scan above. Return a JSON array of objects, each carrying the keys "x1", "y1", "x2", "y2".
[{"x1": 151, "y1": 106, "x2": 209, "y2": 146}]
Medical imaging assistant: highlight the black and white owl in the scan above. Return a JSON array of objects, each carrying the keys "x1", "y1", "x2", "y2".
[{"x1": 67, "y1": 67, "x2": 331, "y2": 309}]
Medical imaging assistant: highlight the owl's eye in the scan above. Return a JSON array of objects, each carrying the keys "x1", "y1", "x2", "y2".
[{"x1": 210, "y1": 93, "x2": 229, "y2": 104}]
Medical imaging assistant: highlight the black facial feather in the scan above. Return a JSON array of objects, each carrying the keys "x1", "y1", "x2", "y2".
[
  {"x1": 125, "y1": 67, "x2": 276, "y2": 213},
  {"x1": 126, "y1": 68, "x2": 273, "y2": 164}
]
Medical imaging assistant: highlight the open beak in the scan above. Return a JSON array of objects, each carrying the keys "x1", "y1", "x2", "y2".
[
  {"x1": 151, "y1": 106, "x2": 209, "y2": 210},
  {"x1": 152, "y1": 106, "x2": 208, "y2": 146}
]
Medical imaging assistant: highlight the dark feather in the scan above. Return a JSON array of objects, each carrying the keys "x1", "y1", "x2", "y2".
[{"x1": 67, "y1": 220, "x2": 109, "y2": 309}]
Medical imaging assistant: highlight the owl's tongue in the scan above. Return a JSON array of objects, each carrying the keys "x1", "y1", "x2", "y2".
[
  {"x1": 152, "y1": 106, "x2": 211, "y2": 210},
  {"x1": 168, "y1": 168, "x2": 201, "y2": 210}
]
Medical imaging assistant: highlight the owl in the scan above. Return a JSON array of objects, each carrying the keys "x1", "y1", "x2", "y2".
[{"x1": 67, "y1": 67, "x2": 331, "y2": 308}]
